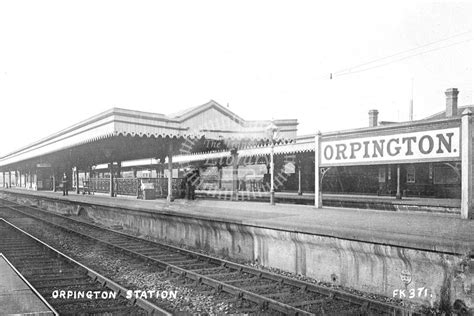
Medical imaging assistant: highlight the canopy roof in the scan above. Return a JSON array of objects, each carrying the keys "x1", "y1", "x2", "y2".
[
  {"x1": 0, "y1": 100, "x2": 297, "y2": 170},
  {"x1": 172, "y1": 135, "x2": 315, "y2": 164}
]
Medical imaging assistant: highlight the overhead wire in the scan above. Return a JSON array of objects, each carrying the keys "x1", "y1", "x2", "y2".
[
  {"x1": 331, "y1": 30, "x2": 472, "y2": 79},
  {"x1": 334, "y1": 37, "x2": 472, "y2": 78}
]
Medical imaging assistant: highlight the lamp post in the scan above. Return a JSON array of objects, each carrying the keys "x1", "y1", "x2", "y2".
[{"x1": 266, "y1": 122, "x2": 278, "y2": 205}]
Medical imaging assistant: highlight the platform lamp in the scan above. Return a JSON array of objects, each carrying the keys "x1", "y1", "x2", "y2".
[{"x1": 266, "y1": 122, "x2": 279, "y2": 205}]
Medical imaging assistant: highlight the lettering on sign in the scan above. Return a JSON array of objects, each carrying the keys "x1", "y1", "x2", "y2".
[
  {"x1": 321, "y1": 127, "x2": 460, "y2": 166},
  {"x1": 392, "y1": 287, "x2": 432, "y2": 299}
]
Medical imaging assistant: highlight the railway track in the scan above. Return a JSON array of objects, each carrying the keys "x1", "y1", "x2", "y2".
[
  {"x1": 0, "y1": 217, "x2": 170, "y2": 315},
  {"x1": 0, "y1": 199, "x2": 417, "y2": 315}
]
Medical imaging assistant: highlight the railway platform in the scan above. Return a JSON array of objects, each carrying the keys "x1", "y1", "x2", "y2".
[
  {"x1": 0, "y1": 188, "x2": 471, "y2": 254},
  {"x1": 0, "y1": 187, "x2": 472, "y2": 309},
  {"x1": 196, "y1": 190, "x2": 461, "y2": 213},
  {"x1": 0, "y1": 253, "x2": 56, "y2": 316}
]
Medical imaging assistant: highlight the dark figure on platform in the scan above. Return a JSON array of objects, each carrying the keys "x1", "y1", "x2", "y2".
[
  {"x1": 137, "y1": 179, "x2": 143, "y2": 199},
  {"x1": 185, "y1": 169, "x2": 199, "y2": 200},
  {"x1": 62, "y1": 173, "x2": 69, "y2": 196},
  {"x1": 180, "y1": 178, "x2": 186, "y2": 198},
  {"x1": 191, "y1": 169, "x2": 199, "y2": 199},
  {"x1": 184, "y1": 172, "x2": 191, "y2": 200}
]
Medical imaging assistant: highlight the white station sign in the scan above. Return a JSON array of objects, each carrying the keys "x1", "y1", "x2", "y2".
[
  {"x1": 36, "y1": 163, "x2": 52, "y2": 168},
  {"x1": 321, "y1": 127, "x2": 460, "y2": 166}
]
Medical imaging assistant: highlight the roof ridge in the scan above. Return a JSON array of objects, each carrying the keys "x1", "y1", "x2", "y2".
[{"x1": 422, "y1": 104, "x2": 474, "y2": 120}]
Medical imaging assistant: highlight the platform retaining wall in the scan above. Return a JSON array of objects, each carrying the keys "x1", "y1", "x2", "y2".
[{"x1": 1, "y1": 191, "x2": 471, "y2": 310}]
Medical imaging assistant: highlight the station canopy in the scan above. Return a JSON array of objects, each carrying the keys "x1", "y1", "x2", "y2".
[
  {"x1": 0, "y1": 100, "x2": 298, "y2": 171},
  {"x1": 173, "y1": 134, "x2": 314, "y2": 165}
]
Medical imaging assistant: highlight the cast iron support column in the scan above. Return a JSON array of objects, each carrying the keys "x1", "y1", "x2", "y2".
[
  {"x1": 89, "y1": 166, "x2": 94, "y2": 194},
  {"x1": 8, "y1": 171, "x2": 11, "y2": 188},
  {"x1": 266, "y1": 122, "x2": 279, "y2": 205},
  {"x1": 231, "y1": 148, "x2": 239, "y2": 201},
  {"x1": 314, "y1": 132, "x2": 322, "y2": 208},
  {"x1": 116, "y1": 162, "x2": 122, "y2": 195},
  {"x1": 270, "y1": 141, "x2": 275, "y2": 205},
  {"x1": 109, "y1": 163, "x2": 114, "y2": 197},
  {"x1": 396, "y1": 165, "x2": 401, "y2": 199},
  {"x1": 461, "y1": 109, "x2": 473, "y2": 219},
  {"x1": 167, "y1": 142, "x2": 173, "y2": 202},
  {"x1": 217, "y1": 163, "x2": 222, "y2": 190},
  {"x1": 155, "y1": 165, "x2": 160, "y2": 178},
  {"x1": 75, "y1": 167, "x2": 80, "y2": 194},
  {"x1": 52, "y1": 169, "x2": 56, "y2": 192},
  {"x1": 297, "y1": 161, "x2": 302, "y2": 196},
  {"x1": 2, "y1": 171, "x2": 5, "y2": 187}
]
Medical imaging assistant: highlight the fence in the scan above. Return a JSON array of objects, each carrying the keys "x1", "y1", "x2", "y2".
[
  {"x1": 198, "y1": 178, "x2": 268, "y2": 192},
  {"x1": 88, "y1": 177, "x2": 184, "y2": 198}
]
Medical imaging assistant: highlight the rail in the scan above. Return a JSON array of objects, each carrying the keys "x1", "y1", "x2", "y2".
[
  {"x1": 1, "y1": 199, "x2": 418, "y2": 315},
  {"x1": 0, "y1": 217, "x2": 171, "y2": 315}
]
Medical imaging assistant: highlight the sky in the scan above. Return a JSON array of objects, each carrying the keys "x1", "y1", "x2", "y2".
[{"x1": 0, "y1": 0, "x2": 472, "y2": 156}]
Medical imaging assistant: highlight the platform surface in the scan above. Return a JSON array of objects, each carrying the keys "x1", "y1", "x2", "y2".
[
  {"x1": 0, "y1": 254, "x2": 55, "y2": 315},
  {"x1": 1, "y1": 188, "x2": 473, "y2": 255},
  {"x1": 197, "y1": 189, "x2": 461, "y2": 208}
]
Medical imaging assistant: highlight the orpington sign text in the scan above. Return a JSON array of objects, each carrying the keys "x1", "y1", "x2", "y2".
[{"x1": 320, "y1": 127, "x2": 460, "y2": 166}]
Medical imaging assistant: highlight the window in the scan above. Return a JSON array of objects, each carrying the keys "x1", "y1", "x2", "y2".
[
  {"x1": 434, "y1": 165, "x2": 459, "y2": 184},
  {"x1": 406, "y1": 165, "x2": 416, "y2": 183},
  {"x1": 378, "y1": 167, "x2": 386, "y2": 183}
]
